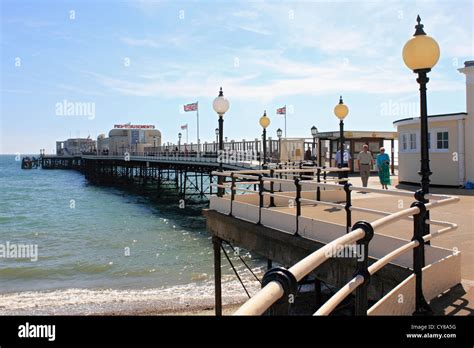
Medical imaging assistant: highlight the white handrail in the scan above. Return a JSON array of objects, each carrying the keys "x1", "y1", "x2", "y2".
[
  {"x1": 314, "y1": 275, "x2": 365, "y2": 315},
  {"x1": 234, "y1": 228, "x2": 365, "y2": 315}
]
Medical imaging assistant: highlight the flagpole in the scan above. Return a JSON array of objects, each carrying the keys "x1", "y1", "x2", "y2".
[
  {"x1": 196, "y1": 101, "x2": 200, "y2": 153},
  {"x1": 284, "y1": 104, "x2": 287, "y2": 138},
  {"x1": 186, "y1": 126, "x2": 188, "y2": 144}
]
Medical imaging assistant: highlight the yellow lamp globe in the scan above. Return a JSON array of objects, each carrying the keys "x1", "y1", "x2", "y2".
[
  {"x1": 259, "y1": 111, "x2": 270, "y2": 129},
  {"x1": 402, "y1": 16, "x2": 440, "y2": 71},
  {"x1": 334, "y1": 96, "x2": 349, "y2": 120}
]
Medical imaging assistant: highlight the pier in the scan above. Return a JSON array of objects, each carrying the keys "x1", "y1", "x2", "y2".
[
  {"x1": 206, "y1": 169, "x2": 462, "y2": 316},
  {"x1": 21, "y1": 150, "x2": 465, "y2": 316}
]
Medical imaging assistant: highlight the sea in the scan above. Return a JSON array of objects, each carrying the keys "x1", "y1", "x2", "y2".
[{"x1": 0, "y1": 155, "x2": 264, "y2": 314}]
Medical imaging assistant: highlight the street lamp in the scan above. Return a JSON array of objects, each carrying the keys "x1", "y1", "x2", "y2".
[
  {"x1": 334, "y1": 96, "x2": 349, "y2": 183},
  {"x1": 403, "y1": 16, "x2": 439, "y2": 316},
  {"x1": 178, "y1": 132, "x2": 182, "y2": 153},
  {"x1": 259, "y1": 110, "x2": 270, "y2": 167},
  {"x1": 311, "y1": 125, "x2": 318, "y2": 165},
  {"x1": 403, "y1": 15, "x2": 439, "y2": 199},
  {"x1": 213, "y1": 87, "x2": 230, "y2": 197}
]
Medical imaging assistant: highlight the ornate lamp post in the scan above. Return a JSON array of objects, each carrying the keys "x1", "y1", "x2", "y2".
[
  {"x1": 403, "y1": 15, "x2": 439, "y2": 316},
  {"x1": 311, "y1": 125, "x2": 318, "y2": 165},
  {"x1": 213, "y1": 87, "x2": 230, "y2": 197},
  {"x1": 403, "y1": 15, "x2": 439, "y2": 200},
  {"x1": 178, "y1": 132, "x2": 182, "y2": 152},
  {"x1": 259, "y1": 110, "x2": 270, "y2": 168},
  {"x1": 334, "y1": 96, "x2": 349, "y2": 183}
]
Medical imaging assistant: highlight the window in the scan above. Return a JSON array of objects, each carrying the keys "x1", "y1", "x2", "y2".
[
  {"x1": 402, "y1": 134, "x2": 407, "y2": 151},
  {"x1": 400, "y1": 132, "x2": 418, "y2": 153},
  {"x1": 437, "y1": 131, "x2": 449, "y2": 149},
  {"x1": 409, "y1": 133, "x2": 417, "y2": 150}
]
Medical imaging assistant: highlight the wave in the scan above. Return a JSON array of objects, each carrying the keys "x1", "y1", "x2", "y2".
[{"x1": 0, "y1": 276, "x2": 262, "y2": 315}]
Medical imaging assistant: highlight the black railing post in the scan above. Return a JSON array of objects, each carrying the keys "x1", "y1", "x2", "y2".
[
  {"x1": 294, "y1": 177, "x2": 301, "y2": 236},
  {"x1": 344, "y1": 183, "x2": 352, "y2": 234},
  {"x1": 411, "y1": 199, "x2": 433, "y2": 315},
  {"x1": 352, "y1": 221, "x2": 374, "y2": 316},
  {"x1": 229, "y1": 172, "x2": 235, "y2": 216},
  {"x1": 258, "y1": 174, "x2": 264, "y2": 224},
  {"x1": 269, "y1": 169, "x2": 275, "y2": 207},
  {"x1": 262, "y1": 267, "x2": 298, "y2": 315},
  {"x1": 212, "y1": 236, "x2": 222, "y2": 316},
  {"x1": 316, "y1": 168, "x2": 321, "y2": 201}
]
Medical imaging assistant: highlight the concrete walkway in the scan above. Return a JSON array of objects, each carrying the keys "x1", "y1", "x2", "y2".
[{"x1": 314, "y1": 173, "x2": 473, "y2": 315}]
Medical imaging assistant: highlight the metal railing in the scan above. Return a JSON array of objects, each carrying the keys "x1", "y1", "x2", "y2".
[{"x1": 208, "y1": 168, "x2": 459, "y2": 316}]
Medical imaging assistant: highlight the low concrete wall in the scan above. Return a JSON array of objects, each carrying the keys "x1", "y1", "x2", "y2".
[
  {"x1": 368, "y1": 252, "x2": 461, "y2": 315},
  {"x1": 204, "y1": 209, "x2": 412, "y2": 302}
]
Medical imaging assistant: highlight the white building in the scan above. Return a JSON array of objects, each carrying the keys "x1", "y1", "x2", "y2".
[
  {"x1": 56, "y1": 138, "x2": 96, "y2": 156},
  {"x1": 394, "y1": 60, "x2": 474, "y2": 186},
  {"x1": 97, "y1": 124, "x2": 162, "y2": 155}
]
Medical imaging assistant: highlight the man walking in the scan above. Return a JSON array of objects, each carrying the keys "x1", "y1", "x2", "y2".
[{"x1": 357, "y1": 144, "x2": 373, "y2": 187}]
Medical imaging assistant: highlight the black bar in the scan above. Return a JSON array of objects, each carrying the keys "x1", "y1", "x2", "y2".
[
  {"x1": 352, "y1": 221, "x2": 374, "y2": 316},
  {"x1": 229, "y1": 172, "x2": 235, "y2": 216},
  {"x1": 294, "y1": 178, "x2": 301, "y2": 236},
  {"x1": 269, "y1": 169, "x2": 275, "y2": 207},
  {"x1": 258, "y1": 174, "x2": 264, "y2": 224},
  {"x1": 316, "y1": 168, "x2": 321, "y2": 201},
  {"x1": 411, "y1": 200, "x2": 433, "y2": 315},
  {"x1": 212, "y1": 236, "x2": 222, "y2": 316},
  {"x1": 344, "y1": 183, "x2": 352, "y2": 234},
  {"x1": 217, "y1": 116, "x2": 224, "y2": 197}
]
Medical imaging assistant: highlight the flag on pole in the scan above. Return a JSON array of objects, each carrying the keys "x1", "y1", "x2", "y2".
[
  {"x1": 181, "y1": 124, "x2": 188, "y2": 130},
  {"x1": 183, "y1": 101, "x2": 199, "y2": 152},
  {"x1": 184, "y1": 102, "x2": 198, "y2": 112},
  {"x1": 276, "y1": 106, "x2": 286, "y2": 114}
]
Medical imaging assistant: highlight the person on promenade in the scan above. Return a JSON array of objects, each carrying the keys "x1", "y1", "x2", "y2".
[
  {"x1": 357, "y1": 144, "x2": 373, "y2": 187},
  {"x1": 335, "y1": 145, "x2": 351, "y2": 185},
  {"x1": 376, "y1": 147, "x2": 391, "y2": 189}
]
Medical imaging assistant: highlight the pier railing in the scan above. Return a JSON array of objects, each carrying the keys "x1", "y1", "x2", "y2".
[
  {"x1": 85, "y1": 153, "x2": 334, "y2": 171},
  {"x1": 208, "y1": 168, "x2": 459, "y2": 316}
]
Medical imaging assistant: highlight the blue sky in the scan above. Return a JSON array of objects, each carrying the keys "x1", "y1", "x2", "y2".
[{"x1": 1, "y1": 0, "x2": 472, "y2": 154}]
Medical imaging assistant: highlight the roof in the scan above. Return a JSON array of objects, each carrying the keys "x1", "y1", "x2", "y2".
[
  {"x1": 393, "y1": 112, "x2": 467, "y2": 126},
  {"x1": 317, "y1": 130, "x2": 397, "y2": 140}
]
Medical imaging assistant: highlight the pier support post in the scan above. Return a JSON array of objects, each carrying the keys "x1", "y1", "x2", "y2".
[{"x1": 212, "y1": 236, "x2": 222, "y2": 316}]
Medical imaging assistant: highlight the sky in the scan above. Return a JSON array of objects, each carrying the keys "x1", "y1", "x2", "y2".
[{"x1": 1, "y1": 0, "x2": 473, "y2": 154}]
